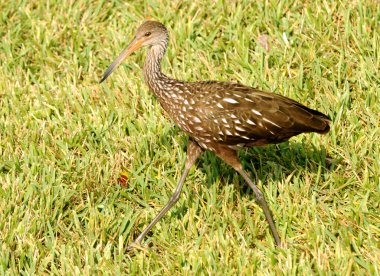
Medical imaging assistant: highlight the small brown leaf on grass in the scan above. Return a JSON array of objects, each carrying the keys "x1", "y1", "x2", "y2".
[
  {"x1": 118, "y1": 171, "x2": 129, "y2": 187},
  {"x1": 258, "y1": 34, "x2": 270, "y2": 52},
  {"x1": 91, "y1": 87, "x2": 100, "y2": 102}
]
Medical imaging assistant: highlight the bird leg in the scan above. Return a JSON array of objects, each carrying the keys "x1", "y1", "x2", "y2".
[
  {"x1": 127, "y1": 139, "x2": 204, "y2": 251},
  {"x1": 237, "y1": 168, "x2": 281, "y2": 246},
  {"x1": 214, "y1": 146, "x2": 281, "y2": 247}
]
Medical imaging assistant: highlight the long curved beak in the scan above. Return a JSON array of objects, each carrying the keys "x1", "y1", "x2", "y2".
[{"x1": 100, "y1": 38, "x2": 143, "y2": 83}]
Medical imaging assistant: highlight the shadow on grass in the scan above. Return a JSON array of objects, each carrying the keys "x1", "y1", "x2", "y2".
[
  {"x1": 155, "y1": 125, "x2": 334, "y2": 196},
  {"x1": 183, "y1": 139, "x2": 332, "y2": 192},
  {"x1": 152, "y1": 126, "x2": 334, "y2": 220}
]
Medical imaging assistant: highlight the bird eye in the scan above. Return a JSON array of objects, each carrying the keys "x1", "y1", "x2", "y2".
[{"x1": 144, "y1": 32, "x2": 151, "y2": 37}]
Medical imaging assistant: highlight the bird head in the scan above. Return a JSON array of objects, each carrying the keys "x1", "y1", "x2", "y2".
[{"x1": 100, "y1": 21, "x2": 168, "y2": 83}]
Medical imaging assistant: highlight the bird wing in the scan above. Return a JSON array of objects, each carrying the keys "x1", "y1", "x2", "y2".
[{"x1": 190, "y1": 81, "x2": 330, "y2": 145}]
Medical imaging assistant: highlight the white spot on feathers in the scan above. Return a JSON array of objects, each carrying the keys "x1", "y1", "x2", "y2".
[
  {"x1": 223, "y1": 98, "x2": 239, "y2": 104},
  {"x1": 251, "y1": 109, "x2": 262, "y2": 116},
  {"x1": 235, "y1": 126, "x2": 246, "y2": 132},
  {"x1": 263, "y1": 117, "x2": 281, "y2": 128},
  {"x1": 247, "y1": 119, "x2": 256, "y2": 125},
  {"x1": 193, "y1": 117, "x2": 201, "y2": 123}
]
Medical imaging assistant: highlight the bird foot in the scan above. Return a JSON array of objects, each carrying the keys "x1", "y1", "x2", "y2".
[
  {"x1": 126, "y1": 241, "x2": 145, "y2": 253},
  {"x1": 126, "y1": 242, "x2": 138, "y2": 252}
]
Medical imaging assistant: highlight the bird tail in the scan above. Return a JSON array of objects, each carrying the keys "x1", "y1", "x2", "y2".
[
  {"x1": 297, "y1": 104, "x2": 331, "y2": 134},
  {"x1": 315, "y1": 116, "x2": 331, "y2": 134}
]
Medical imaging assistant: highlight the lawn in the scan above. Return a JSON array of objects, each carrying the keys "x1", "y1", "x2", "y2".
[{"x1": 0, "y1": 0, "x2": 379, "y2": 274}]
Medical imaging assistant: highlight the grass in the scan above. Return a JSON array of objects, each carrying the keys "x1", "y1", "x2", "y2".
[{"x1": 0, "y1": 0, "x2": 379, "y2": 274}]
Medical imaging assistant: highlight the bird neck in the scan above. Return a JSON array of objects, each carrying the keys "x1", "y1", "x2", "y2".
[{"x1": 143, "y1": 43, "x2": 177, "y2": 100}]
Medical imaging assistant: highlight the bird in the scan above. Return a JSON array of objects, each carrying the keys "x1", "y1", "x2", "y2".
[{"x1": 100, "y1": 20, "x2": 331, "y2": 250}]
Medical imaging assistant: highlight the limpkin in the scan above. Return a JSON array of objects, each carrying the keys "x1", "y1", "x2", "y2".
[{"x1": 100, "y1": 21, "x2": 330, "y2": 249}]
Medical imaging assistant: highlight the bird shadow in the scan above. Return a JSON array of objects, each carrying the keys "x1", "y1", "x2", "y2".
[
  {"x1": 201, "y1": 142, "x2": 332, "y2": 193},
  {"x1": 165, "y1": 137, "x2": 336, "y2": 244},
  {"x1": 160, "y1": 125, "x2": 334, "y2": 194}
]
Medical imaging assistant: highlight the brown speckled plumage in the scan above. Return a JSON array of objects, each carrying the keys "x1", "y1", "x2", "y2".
[{"x1": 100, "y1": 21, "x2": 331, "y2": 250}]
